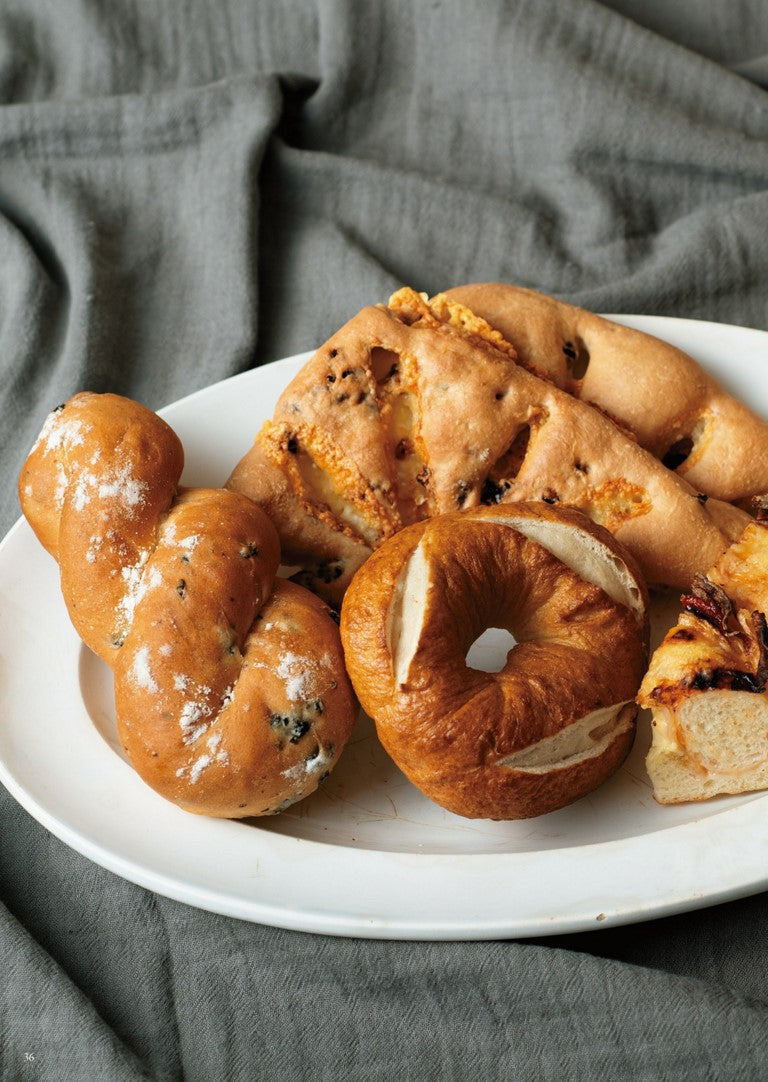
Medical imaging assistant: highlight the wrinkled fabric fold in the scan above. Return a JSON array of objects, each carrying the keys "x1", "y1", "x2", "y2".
[{"x1": 2, "y1": 2, "x2": 768, "y2": 1079}]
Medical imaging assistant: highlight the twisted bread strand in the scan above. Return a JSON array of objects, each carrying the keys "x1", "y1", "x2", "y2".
[{"x1": 19, "y1": 392, "x2": 357, "y2": 818}]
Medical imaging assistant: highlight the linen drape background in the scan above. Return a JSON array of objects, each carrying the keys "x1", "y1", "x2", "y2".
[{"x1": 2, "y1": 2, "x2": 768, "y2": 1078}]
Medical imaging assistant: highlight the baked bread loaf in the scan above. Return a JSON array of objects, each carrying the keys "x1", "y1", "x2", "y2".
[
  {"x1": 638, "y1": 516, "x2": 768, "y2": 803},
  {"x1": 340, "y1": 502, "x2": 649, "y2": 820},
  {"x1": 19, "y1": 392, "x2": 357, "y2": 818},
  {"x1": 445, "y1": 281, "x2": 768, "y2": 503},
  {"x1": 227, "y1": 287, "x2": 748, "y2": 604}
]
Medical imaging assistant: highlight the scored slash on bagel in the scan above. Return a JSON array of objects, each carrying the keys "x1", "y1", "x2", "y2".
[
  {"x1": 19, "y1": 392, "x2": 357, "y2": 818},
  {"x1": 340, "y1": 503, "x2": 649, "y2": 821}
]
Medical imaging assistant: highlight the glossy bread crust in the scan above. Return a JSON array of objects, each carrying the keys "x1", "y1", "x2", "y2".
[{"x1": 341, "y1": 502, "x2": 649, "y2": 820}]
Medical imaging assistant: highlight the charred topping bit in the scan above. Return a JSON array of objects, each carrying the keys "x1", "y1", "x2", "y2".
[
  {"x1": 329, "y1": 348, "x2": 339, "y2": 358},
  {"x1": 689, "y1": 668, "x2": 767, "y2": 693},
  {"x1": 176, "y1": 579, "x2": 187, "y2": 599},
  {"x1": 111, "y1": 634, "x2": 125, "y2": 648},
  {"x1": 749, "y1": 609, "x2": 768, "y2": 687},
  {"x1": 340, "y1": 369, "x2": 353, "y2": 379},
  {"x1": 415, "y1": 466, "x2": 430, "y2": 488},
  {"x1": 286, "y1": 436, "x2": 299, "y2": 454},
  {"x1": 317, "y1": 560, "x2": 344, "y2": 583},
  {"x1": 291, "y1": 560, "x2": 344, "y2": 586},
  {"x1": 680, "y1": 573, "x2": 732, "y2": 633},
  {"x1": 455, "y1": 479, "x2": 470, "y2": 507},
  {"x1": 53, "y1": 402, "x2": 66, "y2": 413},
  {"x1": 481, "y1": 478, "x2": 511, "y2": 505},
  {"x1": 753, "y1": 494, "x2": 768, "y2": 522},
  {"x1": 326, "y1": 373, "x2": 337, "y2": 384},
  {"x1": 395, "y1": 438, "x2": 412, "y2": 460},
  {"x1": 563, "y1": 338, "x2": 590, "y2": 379},
  {"x1": 542, "y1": 489, "x2": 559, "y2": 504},
  {"x1": 662, "y1": 435, "x2": 694, "y2": 471},
  {"x1": 181, "y1": 554, "x2": 191, "y2": 564},
  {"x1": 239, "y1": 542, "x2": 260, "y2": 559},
  {"x1": 270, "y1": 712, "x2": 312, "y2": 743}
]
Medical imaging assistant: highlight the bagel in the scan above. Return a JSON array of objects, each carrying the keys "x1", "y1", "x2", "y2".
[
  {"x1": 227, "y1": 287, "x2": 748, "y2": 604},
  {"x1": 638, "y1": 517, "x2": 768, "y2": 804},
  {"x1": 340, "y1": 503, "x2": 649, "y2": 820},
  {"x1": 445, "y1": 281, "x2": 768, "y2": 503},
  {"x1": 19, "y1": 392, "x2": 357, "y2": 818}
]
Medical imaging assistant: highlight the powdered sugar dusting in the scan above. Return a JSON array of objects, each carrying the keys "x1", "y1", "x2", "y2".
[
  {"x1": 277, "y1": 651, "x2": 332, "y2": 702},
  {"x1": 281, "y1": 744, "x2": 335, "y2": 783},
  {"x1": 177, "y1": 730, "x2": 230, "y2": 783},
  {"x1": 131, "y1": 646, "x2": 158, "y2": 693},
  {"x1": 97, "y1": 462, "x2": 148, "y2": 509},
  {"x1": 117, "y1": 552, "x2": 161, "y2": 629},
  {"x1": 33, "y1": 412, "x2": 89, "y2": 456},
  {"x1": 179, "y1": 694, "x2": 214, "y2": 745}
]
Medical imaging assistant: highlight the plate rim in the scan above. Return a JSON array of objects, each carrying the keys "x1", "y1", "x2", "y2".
[{"x1": 3, "y1": 313, "x2": 768, "y2": 940}]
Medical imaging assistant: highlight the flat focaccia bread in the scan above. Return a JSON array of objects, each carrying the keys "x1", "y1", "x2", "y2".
[
  {"x1": 446, "y1": 281, "x2": 768, "y2": 503},
  {"x1": 638, "y1": 518, "x2": 768, "y2": 803},
  {"x1": 228, "y1": 287, "x2": 748, "y2": 604}
]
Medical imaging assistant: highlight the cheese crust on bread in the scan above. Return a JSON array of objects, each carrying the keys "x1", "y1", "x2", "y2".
[
  {"x1": 228, "y1": 287, "x2": 747, "y2": 604},
  {"x1": 446, "y1": 282, "x2": 768, "y2": 503}
]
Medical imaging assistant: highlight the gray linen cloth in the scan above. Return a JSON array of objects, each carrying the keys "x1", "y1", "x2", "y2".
[{"x1": 2, "y1": 2, "x2": 768, "y2": 1079}]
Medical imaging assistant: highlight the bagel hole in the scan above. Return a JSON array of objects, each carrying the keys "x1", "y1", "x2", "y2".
[
  {"x1": 466, "y1": 627, "x2": 517, "y2": 673},
  {"x1": 662, "y1": 435, "x2": 694, "y2": 471},
  {"x1": 563, "y1": 337, "x2": 590, "y2": 380},
  {"x1": 369, "y1": 347, "x2": 401, "y2": 384},
  {"x1": 481, "y1": 425, "x2": 531, "y2": 504}
]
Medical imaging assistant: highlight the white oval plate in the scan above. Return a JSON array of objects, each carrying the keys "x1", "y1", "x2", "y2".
[{"x1": 2, "y1": 315, "x2": 768, "y2": 940}]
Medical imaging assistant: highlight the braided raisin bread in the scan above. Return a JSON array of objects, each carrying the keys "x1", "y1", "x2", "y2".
[{"x1": 19, "y1": 392, "x2": 357, "y2": 818}]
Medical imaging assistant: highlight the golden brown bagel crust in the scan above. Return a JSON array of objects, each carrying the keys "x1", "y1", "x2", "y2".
[
  {"x1": 445, "y1": 281, "x2": 768, "y2": 503},
  {"x1": 340, "y1": 503, "x2": 649, "y2": 820},
  {"x1": 19, "y1": 392, "x2": 357, "y2": 818},
  {"x1": 228, "y1": 288, "x2": 748, "y2": 603}
]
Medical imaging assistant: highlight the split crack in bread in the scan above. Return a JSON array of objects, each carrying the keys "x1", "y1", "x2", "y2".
[
  {"x1": 19, "y1": 392, "x2": 357, "y2": 818},
  {"x1": 227, "y1": 286, "x2": 749, "y2": 605},
  {"x1": 638, "y1": 517, "x2": 768, "y2": 804},
  {"x1": 446, "y1": 281, "x2": 768, "y2": 503},
  {"x1": 340, "y1": 503, "x2": 649, "y2": 820}
]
